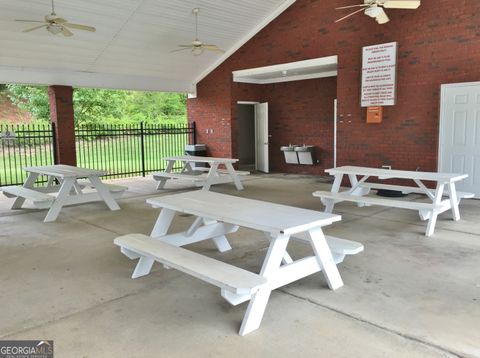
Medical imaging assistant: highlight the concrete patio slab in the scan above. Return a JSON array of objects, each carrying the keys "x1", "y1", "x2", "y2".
[{"x1": 0, "y1": 173, "x2": 478, "y2": 357}]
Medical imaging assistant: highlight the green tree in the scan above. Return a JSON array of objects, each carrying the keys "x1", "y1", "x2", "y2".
[{"x1": 5, "y1": 85, "x2": 187, "y2": 125}]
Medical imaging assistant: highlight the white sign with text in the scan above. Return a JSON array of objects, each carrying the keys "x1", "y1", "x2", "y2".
[{"x1": 361, "y1": 42, "x2": 397, "y2": 107}]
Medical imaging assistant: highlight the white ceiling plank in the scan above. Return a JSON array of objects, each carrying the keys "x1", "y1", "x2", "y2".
[{"x1": 0, "y1": 0, "x2": 297, "y2": 91}]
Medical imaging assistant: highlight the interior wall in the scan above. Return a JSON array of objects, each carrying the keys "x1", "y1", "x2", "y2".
[
  {"x1": 237, "y1": 104, "x2": 256, "y2": 166},
  {"x1": 188, "y1": 0, "x2": 480, "y2": 172}
]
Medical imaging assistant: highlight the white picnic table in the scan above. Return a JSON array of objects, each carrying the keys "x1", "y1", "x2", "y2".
[
  {"x1": 114, "y1": 190, "x2": 363, "y2": 336},
  {"x1": 313, "y1": 165, "x2": 472, "y2": 237},
  {"x1": 1, "y1": 164, "x2": 127, "y2": 222},
  {"x1": 152, "y1": 155, "x2": 248, "y2": 191}
]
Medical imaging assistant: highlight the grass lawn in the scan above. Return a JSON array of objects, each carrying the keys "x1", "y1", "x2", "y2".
[{"x1": 1, "y1": 135, "x2": 189, "y2": 186}]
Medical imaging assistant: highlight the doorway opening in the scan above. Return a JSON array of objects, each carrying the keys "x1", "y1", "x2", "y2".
[{"x1": 236, "y1": 102, "x2": 269, "y2": 173}]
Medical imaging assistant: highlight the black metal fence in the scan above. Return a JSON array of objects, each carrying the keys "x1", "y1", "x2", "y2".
[
  {"x1": 0, "y1": 124, "x2": 55, "y2": 186},
  {"x1": 0, "y1": 122, "x2": 195, "y2": 186},
  {"x1": 75, "y1": 123, "x2": 195, "y2": 179}
]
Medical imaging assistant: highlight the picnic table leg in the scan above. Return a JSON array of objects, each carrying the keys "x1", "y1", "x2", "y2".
[
  {"x1": 156, "y1": 160, "x2": 175, "y2": 190},
  {"x1": 202, "y1": 163, "x2": 219, "y2": 191},
  {"x1": 88, "y1": 176, "x2": 120, "y2": 211},
  {"x1": 425, "y1": 183, "x2": 445, "y2": 237},
  {"x1": 324, "y1": 174, "x2": 343, "y2": 213},
  {"x1": 225, "y1": 162, "x2": 244, "y2": 190},
  {"x1": 12, "y1": 172, "x2": 40, "y2": 209},
  {"x1": 239, "y1": 233, "x2": 290, "y2": 336},
  {"x1": 447, "y1": 182, "x2": 460, "y2": 221},
  {"x1": 203, "y1": 218, "x2": 232, "y2": 252},
  {"x1": 308, "y1": 226, "x2": 343, "y2": 290},
  {"x1": 44, "y1": 177, "x2": 76, "y2": 222},
  {"x1": 151, "y1": 208, "x2": 176, "y2": 238}
]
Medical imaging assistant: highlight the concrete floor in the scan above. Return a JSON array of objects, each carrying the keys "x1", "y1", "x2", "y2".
[{"x1": 0, "y1": 174, "x2": 479, "y2": 358}]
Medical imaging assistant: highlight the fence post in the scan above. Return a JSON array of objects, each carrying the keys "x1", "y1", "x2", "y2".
[
  {"x1": 140, "y1": 122, "x2": 146, "y2": 177},
  {"x1": 51, "y1": 122, "x2": 59, "y2": 164},
  {"x1": 192, "y1": 121, "x2": 197, "y2": 145}
]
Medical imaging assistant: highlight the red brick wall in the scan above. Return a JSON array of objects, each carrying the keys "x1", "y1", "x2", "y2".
[{"x1": 188, "y1": 0, "x2": 480, "y2": 173}]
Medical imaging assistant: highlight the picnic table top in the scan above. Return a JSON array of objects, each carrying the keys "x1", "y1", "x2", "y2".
[
  {"x1": 23, "y1": 164, "x2": 107, "y2": 178},
  {"x1": 164, "y1": 155, "x2": 239, "y2": 164},
  {"x1": 147, "y1": 190, "x2": 341, "y2": 236},
  {"x1": 326, "y1": 166, "x2": 468, "y2": 183}
]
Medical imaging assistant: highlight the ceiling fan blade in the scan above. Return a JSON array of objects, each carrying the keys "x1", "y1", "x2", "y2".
[
  {"x1": 23, "y1": 24, "x2": 48, "y2": 32},
  {"x1": 375, "y1": 8, "x2": 390, "y2": 23},
  {"x1": 336, "y1": 4, "x2": 369, "y2": 9},
  {"x1": 63, "y1": 23, "x2": 96, "y2": 32},
  {"x1": 171, "y1": 47, "x2": 192, "y2": 53},
  {"x1": 203, "y1": 45, "x2": 225, "y2": 53},
  {"x1": 176, "y1": 45, "x2": 195, "y2": 48},
  {"x1": 15, "y1": 19, "x2": 45, "y2": 23},
  {"x1": 335, "y1": 7, "x2": 368, "y2": 22},
  {"x1": 381, "y1": 0, "x2": 420, "y2": 9},
  {"x1": 61, "y1": 27, "x2": 74, "y2": 37}
]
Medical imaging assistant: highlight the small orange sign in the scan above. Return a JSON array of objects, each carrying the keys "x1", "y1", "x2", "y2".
[{"x1": 366, "y1": 106, "x2": 383, "y2": 123}]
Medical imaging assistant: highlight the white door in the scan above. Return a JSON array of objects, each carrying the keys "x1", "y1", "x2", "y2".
[
  {"x1": 255, "y1": 102, "x2": 269, "y2": 173},
  {"x1": 439, "y1": 82, "x2": 480, "y2": 197}
]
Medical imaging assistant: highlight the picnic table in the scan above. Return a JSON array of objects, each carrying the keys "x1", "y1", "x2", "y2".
[
  {"x1": 1, "y1": 164, "x2": 127, "y2": 222},
  {"x1": 114, "y1": 191, "x2": 363, "y2": 335},
  {"x1": 313, "y1": 166, "x2": 473, "y2": 237},
  {"x1": 151, "y1": 155, "x2": 249, "y2": 191}
]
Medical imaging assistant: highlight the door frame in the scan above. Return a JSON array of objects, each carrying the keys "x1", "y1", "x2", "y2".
[
  {"x1": 237, "y1": 101, "x2": 268, "y2": 172},
  {"x1": 438, "y1": 81, "x2": 480, "y2": 171}
]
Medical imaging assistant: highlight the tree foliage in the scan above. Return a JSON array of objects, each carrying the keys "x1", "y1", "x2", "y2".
[{"x1": 5, "y1": 84, "x2": 187, "y2": 125}]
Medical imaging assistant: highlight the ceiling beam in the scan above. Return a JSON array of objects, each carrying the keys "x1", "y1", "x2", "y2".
[{"x1": 0, "y1": 66, "x2": 192, "y2": 92}]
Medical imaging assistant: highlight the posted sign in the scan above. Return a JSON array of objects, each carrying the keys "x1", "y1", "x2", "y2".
[{"x1": 361, "y1": 42, "x2": 397, "y2": 107}]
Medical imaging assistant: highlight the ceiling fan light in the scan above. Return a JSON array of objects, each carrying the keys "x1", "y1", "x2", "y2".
[
  {"x1": 365, "y1": 6, "x2": 382, "y2": 18},
  {"x1": 192, "y1": 47, "x2": 203, "y2": 56},
  {"x1": 47, "y1": 24, "x2": 62, "y2": 34}
]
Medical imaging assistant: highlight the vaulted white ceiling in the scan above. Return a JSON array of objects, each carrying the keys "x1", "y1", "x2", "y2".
[{"x1": 0, "y1": 0, "x2": 295, "y2": 93}]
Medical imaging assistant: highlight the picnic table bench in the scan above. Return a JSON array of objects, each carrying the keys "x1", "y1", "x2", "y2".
[
  {"x1": 115, "y1": 191, "x2": 363, "y2": 336},
  {"x1": 152, "y1": 155, "x2": 249, "y2": 191},
  {"x1": 314, "y1": 166, "x2": 472, "y2": 237},
  {"x1": 1, "y1": 165, "x2": 127, "y2": 222}
]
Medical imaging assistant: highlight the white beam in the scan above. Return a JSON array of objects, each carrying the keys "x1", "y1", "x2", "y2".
[{"x1": 0, "y1": 66, "x2": 192, "y2": 92}]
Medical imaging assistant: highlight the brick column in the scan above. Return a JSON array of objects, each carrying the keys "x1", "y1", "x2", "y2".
[{"x1": 48, "y1": 85, "x2": 76, "y2": 165}]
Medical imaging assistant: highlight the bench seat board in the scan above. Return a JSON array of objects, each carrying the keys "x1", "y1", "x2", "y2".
[
  {"x1": 313, "y1": 190, "x2": 447, "y2": 211},
  {"x1": 359, "y1": 183, "x2": 474, "y2": 199},
  {"x1": 114, "y1": 234, "x2": 267, "y2": 294},
  {"x1": 1, "y1": 186, "x2": 55, "y2": 202}
]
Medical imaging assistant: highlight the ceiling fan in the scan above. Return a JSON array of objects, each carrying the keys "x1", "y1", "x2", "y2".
[
  {"x1": 172, "y1": 8, "x2": 224, "y2": 56},
  {"x1": 335, "y1": 0, "x2": 421, "y2": 25},
  {"x1": 15, "y1": 0, "x2": 96, "y2": 37}
]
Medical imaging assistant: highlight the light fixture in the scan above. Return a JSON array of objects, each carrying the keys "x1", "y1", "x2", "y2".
[
  {"x1": 281, "y1": 70, "x2": 288, "y2": 77},
  {"x1": 192, "y1": 47, "x2": 203, "y2": 56}
]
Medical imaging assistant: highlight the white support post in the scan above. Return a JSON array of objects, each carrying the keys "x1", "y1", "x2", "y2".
[
  {"x1": 203, "y1": 162, "x2": 220, "y2": 191},
  {"x1": 308, "y1": 227, "x2": 343, "y2": 290},
  {"x1": 447, "y1": 182, "x2": 460, "y2": 221},
  {"x1": 12, "y1": 172, "x2": 39, "y2": 209},
  {"x1": 43, "y1": 177, "x2": 77, "y2": 222},
  {"x1": 325, "y1": 174, "x2": 343, "y2": 213},
  {"x1": 426, "y1": 183, "x2": 445, "y2": 237},
  {"x1": 151, "y1": 208, "x2": 176, "y2": 238},
  {"x1": 263, "y1": 232, "x2": 293, "y2": 264},
  {"x1": 88, "y1": 176, "x2": 120, "y2": 211},
  {"x1": 156, "y1": 160, "x2": 175, "y2": 190},
  {"x1": 239, "y1": 233, "x2": 290, "y2": 336},
  {"x1": 131, "y1": 256, "x2": 155, "y2": 278},
  {"x1": 203, "y1": 218, "x2": 232, "y2": 252},
  {"x1": 225, "y1": 162, "x2": 244, "y2": 190}
]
